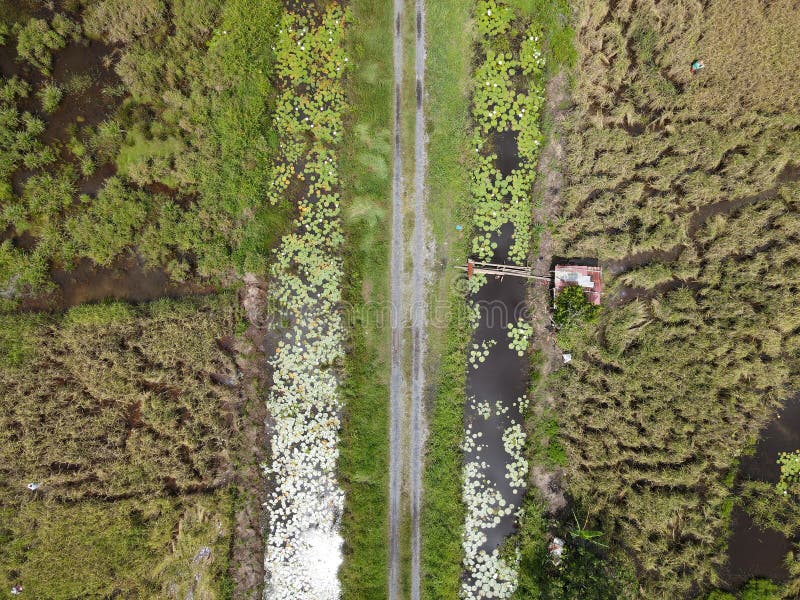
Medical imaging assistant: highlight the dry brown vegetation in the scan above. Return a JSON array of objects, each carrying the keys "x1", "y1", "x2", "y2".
[
  {"x1": 0, "y1": 295, "x2": 241, "y2": 501},
  {"x1": 551, "y1": 0, "x2": 800, "y2": 596},
  {"x1": 0, "y1": 294, "x2": 251, "y2": 597}
]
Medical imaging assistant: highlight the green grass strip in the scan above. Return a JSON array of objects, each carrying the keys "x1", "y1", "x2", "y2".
[
  {"x1": 420, "y1": 0, "x2": 476, "y2": 597},
  {"x1": 338, "y1": 0, "x2": 394, "y2": 597}
]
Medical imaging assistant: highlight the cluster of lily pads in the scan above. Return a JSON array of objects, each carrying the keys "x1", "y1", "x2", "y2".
[
  {"x1": 502, "y1": 424, "x2": 528, "y2": 491},
  {"x1": 469, "y1": 339, "x2": 497, "y2": 369},
  {"x1": 462, "y1": 547, "x2": 519, "y2": 599},
  {"x1": 262, "y1": 7, "x2": 350, "y2": 600},
  {"x1": 469, "y1": 0, "x2": 546, "y2": 266},
  {"x1": 777, "y1": 449, "x2": 800, "y2": 495},
  {"x1": 506, "y1": 320, "x2": 533, "y2": 356},
  {"x1": 460, "y1": 450, "x2": 520, "y2": 599},
  {"x1": 267, "y1": 6, "x2": 349, "y2": 207},
  {"x1": 461, "y1": 367, "x2": 530, "y2": 598}
]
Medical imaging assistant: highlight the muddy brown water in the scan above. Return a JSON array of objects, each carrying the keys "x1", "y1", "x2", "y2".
[
  {"x1": 20, "y1": 256, "x2": 214, "y2": 311},
  {"x1": 720, "y1": 395, "x2": 800, "y2": 590},
  {"x1": 465, "y1": 222, "x2": 530, "y2": 553}
]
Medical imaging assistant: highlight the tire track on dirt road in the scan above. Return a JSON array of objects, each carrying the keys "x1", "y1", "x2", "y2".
[
  {"x1": 388, "y1": 0, "x2": 406, "y2": 597},
  {"x1": 409, "y1": 0, "x2": 428, "y2": 598},
  {"x1": 390, "y1": 1, "x2": 429, "y2": 597}
]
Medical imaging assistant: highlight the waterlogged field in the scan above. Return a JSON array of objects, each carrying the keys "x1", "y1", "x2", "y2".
[
  {"x1": 261, "y1": 6, "x2": 350, "y2": 599},
  {"x1": 0, "y1": 0, "x2": 287, "y2": 309},
  {"x1": 545, "y1": 0, "x2": 800, "y2": 597}
]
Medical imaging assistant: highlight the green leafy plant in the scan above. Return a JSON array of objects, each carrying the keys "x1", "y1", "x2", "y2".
[
  {"x1": 15, "y1": 15, "x2": 78, "y2": 74},
  {"x1": 37, "y1": 82, "x2": 62, "y2": 113},
  {"x1": 553, "y1": 285, "x2": 600, "y2": 328},
  {"x1": 777, "y1": 450, "x2": 800, "y2": 496},
  {"x1": 507, "y1": 320, "x2": 533, "y2": 356},
  {"x1": 569, "y1": 511, "x2": 607, "y2": 548},
  {"x1": 740, "y1": 578, "x2": 782, "y2": 600}
]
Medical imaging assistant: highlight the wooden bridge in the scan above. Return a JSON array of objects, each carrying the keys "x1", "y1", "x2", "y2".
[{"x1": 457, "y1": 259, "x2": 550, "y2": 283}]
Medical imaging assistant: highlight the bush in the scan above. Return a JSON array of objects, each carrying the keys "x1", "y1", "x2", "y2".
[
  {"x1": 553, "y1": 284, "x2": 599, "y2": 328},
  {"x1": 740, "y1": 579, "x2": 782, "y2": 600},
  {"x1": 15, "y1": 17, "x2": 75, "y2": 74},
  {"x1": 64, "y1": 177, "x2": 149, "y2": 266},
  {"x1": 84, "y1": 0, "x2": 166, "y2": 43},
  {"x1": 37, "y1": 82, "x2": 62, "y2": 113}
]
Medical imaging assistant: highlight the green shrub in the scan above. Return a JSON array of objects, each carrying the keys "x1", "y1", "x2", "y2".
[
  {"x1": 37, "y1": 82, "x2": 62, "y2": 113},
  {"x1": 553, "y1": 284, "x2": 600, "y2": 328},
  {"x1": 740, "y1": 579, "x2": 782, "y2": 600},
  {"x1": 15, "y1": 19, "x2": 62, "y2": 72},
  {"x1": 64, "y1": 178, "x2": 149, "y2": 266}
]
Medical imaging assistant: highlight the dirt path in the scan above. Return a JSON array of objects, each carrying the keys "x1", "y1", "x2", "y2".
[
  {"x1": 388, "y1": 0, "x2": 407, "y2": 596},
  {"x1": 389, "y1": 0, "x2": 429, "y2": 596},
  {"x1": 528, "y1": 70, "x2": 570, "y2": 514},
  {"x1": 409, "y1": 0, "x2": 429, "y2": 598}
]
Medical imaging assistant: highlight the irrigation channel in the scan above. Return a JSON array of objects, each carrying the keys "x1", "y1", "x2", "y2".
[
  {"x1": 462, "y1": 128, "x2": 532, "y2": 587},
  {"x1": 389, "y1": 0, "x2": 430, "y2": 598}
]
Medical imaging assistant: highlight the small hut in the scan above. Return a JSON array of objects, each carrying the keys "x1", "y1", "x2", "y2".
[{"x1": 553, "y1": 265, "x2": 602, "y2": 305}]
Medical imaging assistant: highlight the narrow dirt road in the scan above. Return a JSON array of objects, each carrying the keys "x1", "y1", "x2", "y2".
[
  {"x1": 389, "y1": 0, "x2": 429, "y2": 597},
  {"x1": 388, "y1": 0, "x2": 406, "y2": 597},
  {"x1": 409, "y1": 0, "x2": 428, "y2": 598}
]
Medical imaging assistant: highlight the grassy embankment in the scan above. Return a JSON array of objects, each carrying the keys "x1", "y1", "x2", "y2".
[
  {"x1": 546, "y1": 0, "x2": 800, "y2": 597},
  {"x1": 337, "y1": 0, "x2": 481, "y2": 595},
  {"x1": 0, "y1": 294, "x2": 248, "y2": 598},
  {"x1": 337, "y1": 0, "x2": 393, "y2": 598},
  {"x1": 418, "y1": 0, "x2": 475, "y2": 598}
]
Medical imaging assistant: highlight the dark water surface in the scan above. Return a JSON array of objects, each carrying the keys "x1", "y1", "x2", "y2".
[
  {"x1": 494, "y1": 130, "x2": 521, "y2": 177},
  {"x1": 465, "y1": 222, "x2": 530, "y2": 552},
  {"x1": 21, "y1": 257, "x2": 214, "y2": 311},
  {"x1": 721, "y1": 396, "x2": 800, "y2": 589}
]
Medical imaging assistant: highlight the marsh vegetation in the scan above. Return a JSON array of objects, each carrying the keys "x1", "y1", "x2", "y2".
[
  {"x1": 0, "y1": 294, "x2": 252, "y2": 597},
  {"x1": 0, "y1": 0, "x2": 288, "y2": 310},
  {"x1": 546, "y1": 0, "x2": 800, "y2": 596}
]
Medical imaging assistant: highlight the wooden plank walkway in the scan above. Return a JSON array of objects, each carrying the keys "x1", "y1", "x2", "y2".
[{"x1": 457, "y1": 260, "x2": 550, "y2": 282}]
